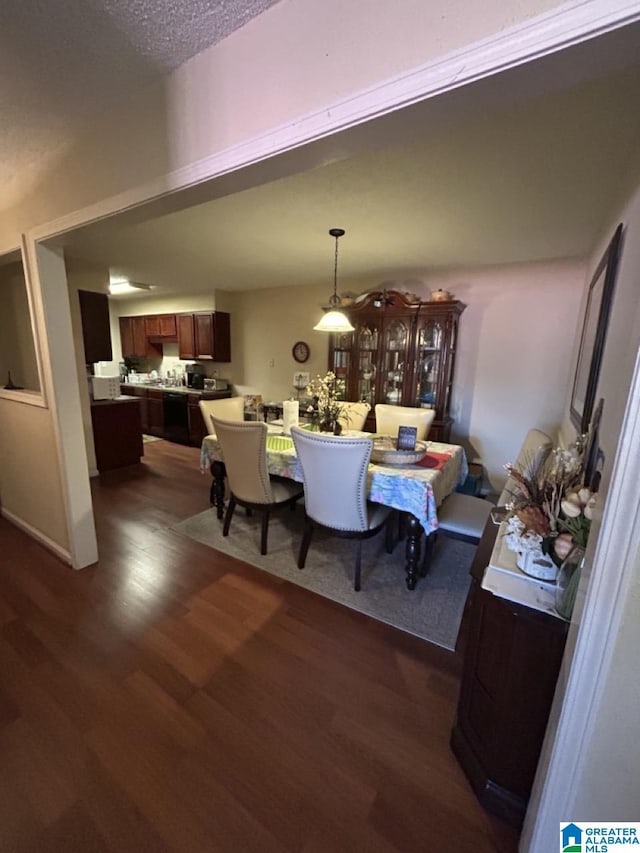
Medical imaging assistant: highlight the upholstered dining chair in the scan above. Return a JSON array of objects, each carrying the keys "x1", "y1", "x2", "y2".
[
  {"x1": 374, "y1": 404, "x2": 435, "y2": 441},
  {"x1": 434, "y1": 427, "x2": 554, "y2": 547},
  {"x1": 199, "y1": 396, "x2": 245, "y2": 435},
  {"x1": 290, "y1": 426, "x2": 394, "y2": 591},
  {"x1": 338, "y1": 401, "x2": 371, "y2": 432},
  {"x1": 211, "y1": 417, "x2": 303, "y2": 555},
  {"x1": 497, "y1": 427, "x2": 554, "y2": 506}
]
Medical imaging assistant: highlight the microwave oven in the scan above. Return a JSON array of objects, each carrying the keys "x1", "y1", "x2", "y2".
[{"x1": 91, "y1": 375, "x2": 120, "y2": 400}]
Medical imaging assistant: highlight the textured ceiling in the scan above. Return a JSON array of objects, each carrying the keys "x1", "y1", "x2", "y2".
[
  {"x1": 0, "y1": 0, "x2": 281, "y2": 203},
  {"x1": 62, "y1": 24, "x2": 640, "y2": 296},
  {"x1": 5, "y1": 4, "x2": 640, "y2": 292}
]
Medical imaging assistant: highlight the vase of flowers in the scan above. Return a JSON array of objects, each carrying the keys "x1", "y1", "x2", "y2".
[
  {"x1": 305, "y1": 371, "x2": 345, "y2": 435},
  {"x1": 502, "y1": 435, "x2": 596, "y2": 591}
]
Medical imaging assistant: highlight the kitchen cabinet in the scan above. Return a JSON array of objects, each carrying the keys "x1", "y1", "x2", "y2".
[
  {"x1": 194, "y1": 312, "x2": 231, "y2": 361},
  {"x1": 91, "y1": 398, "x2": 143, "y2": 471},
  {"x1": 328, "y1": 291, "x2": 464, "y2": 441},
  {"x1": 120, "y1": 385, "x2": 149, "y2": 431},
  {"x1": 119, "y1": 316, "x2": 161, "y2": 359},
  {"x1": 177, "y1": 313, "x2": 196, "y2": 360},
  {"x1": 145, "y1": 314, "x2": 177, "y2": 339},
  {"x1": 146, "y1": 389, "x2": 165, "y2": 436},
  {"x1": 177, "y1": 311, "x2": 231, "y2": 361},
  {"x1": 450, "y1": 519, "x2": 568, "y2": 827},
  {"x1": 79, "y1": 290, "x2": 112, "y2": 364}
]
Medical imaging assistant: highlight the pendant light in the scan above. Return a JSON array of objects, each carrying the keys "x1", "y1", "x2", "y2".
[{"x1": 313, "y1": 228, "x2": 355, "y2": 332}]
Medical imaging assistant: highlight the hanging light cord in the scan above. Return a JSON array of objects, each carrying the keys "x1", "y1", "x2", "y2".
[
  {"x1": 328, "y1": 227, "x2": 345, "y2": 308},
  {"x1": 331, "y1": 234, "x2": 340, "y2": 306}
]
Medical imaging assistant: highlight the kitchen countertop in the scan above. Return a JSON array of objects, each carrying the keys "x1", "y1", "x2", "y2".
[{"x1": 120, "y1": 383, "x2": 230, "y2": 398}]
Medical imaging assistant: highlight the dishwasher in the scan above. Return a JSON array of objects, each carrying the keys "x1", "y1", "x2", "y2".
[{"x1": 163, "y1": 392, "x2": 190, "y2": 444}]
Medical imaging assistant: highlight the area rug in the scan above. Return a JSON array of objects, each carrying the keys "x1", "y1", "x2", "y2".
[{"x1": 172, "y1": 506, "x2": 474, "y2": 650}]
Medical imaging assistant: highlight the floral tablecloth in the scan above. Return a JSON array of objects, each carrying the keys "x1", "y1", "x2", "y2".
[{"x1": 200, "y1": 432, "x2": 468, "y2": 534}]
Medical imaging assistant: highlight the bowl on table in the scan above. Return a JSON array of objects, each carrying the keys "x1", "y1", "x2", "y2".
[{"x1": 370, "y1": 438, "x2": 428, "y2": 466}]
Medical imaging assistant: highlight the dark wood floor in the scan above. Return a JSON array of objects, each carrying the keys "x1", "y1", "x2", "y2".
[{"x1": 0, "y1": 440, "x2": 520, "y2": 853}]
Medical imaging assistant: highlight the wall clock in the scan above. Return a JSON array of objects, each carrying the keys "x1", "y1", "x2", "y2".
[{"x1": 292, "y1": 341, "x2": 310, "y2": 363}]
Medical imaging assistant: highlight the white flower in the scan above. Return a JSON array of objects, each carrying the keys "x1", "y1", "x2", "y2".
[
  {"x1": 504, "y1": 515, "x2": 543, "y2": 554},
  {"x1": 561, "y1": 488, "x2": 594, "y2": 518}
]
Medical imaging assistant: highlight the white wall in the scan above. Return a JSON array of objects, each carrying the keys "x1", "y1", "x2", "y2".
[
  {"x1": 522, "y1": 164, "x2": 640, "y2": 850},
  {"x1": 419, "y1": 262, "x2": 584, "y2": 488}
]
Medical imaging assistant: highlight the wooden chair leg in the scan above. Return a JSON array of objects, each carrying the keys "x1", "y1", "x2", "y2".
[
  {"x1": 354, "y1": 540, "x2": 363, "y2": 591},
  {"x1": 222, "y1": 496, "x2": 236, "y2": 537},
  {"x1": 260, "y1": 511, "x2": 270, "y2": 555},
  {"x1": 298, "y1": 517, "x2": 313, "y2": 568}
]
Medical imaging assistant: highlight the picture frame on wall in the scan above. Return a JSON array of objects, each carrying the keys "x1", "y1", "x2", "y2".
[{"x1": 570, "y1": 223, "x2": 623, "y2": 433}]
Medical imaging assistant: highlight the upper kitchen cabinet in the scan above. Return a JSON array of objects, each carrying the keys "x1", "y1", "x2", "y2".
[
  {"x1": 119, "y1": 316, "x2": 160, "y2": 359},
  {"x1": 178, "y1": 312, "x2": 231, "y2": 361},
  {"x1": 78, "y1": 290, "x2": 112, "y2": 364},
  {"x1": 328, "y1": 290, "x2": 465, "y2": 441},
  {"x1": 145, "y1": 314, "x2": 177, "y2": 340},
  {"x1": 177, "y1": 313, "x2": 196, "y2": 360}
]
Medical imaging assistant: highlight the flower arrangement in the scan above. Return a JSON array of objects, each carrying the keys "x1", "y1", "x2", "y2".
[
  {"x1": 305, "y1": 371, "x2": 346, "y2": 432},
  {"x1": 502, "y1": 435, "x2": 597, "y2": 569}
]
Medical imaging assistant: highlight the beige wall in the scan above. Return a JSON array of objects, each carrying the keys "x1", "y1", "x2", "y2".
[
  {"x1": 0, "y1": 399, "x2": 67, "y2": 548},
  {"x1": 0, "y1": 0, "x2": 563, "y2": 249},
  {"x1": 0, "y1": 262, "x2": 40, "y2": 391}
]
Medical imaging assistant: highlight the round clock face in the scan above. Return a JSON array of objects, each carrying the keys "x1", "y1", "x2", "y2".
[{"x1": 292, "y1": 341, "x2": 310, "y2": 363}]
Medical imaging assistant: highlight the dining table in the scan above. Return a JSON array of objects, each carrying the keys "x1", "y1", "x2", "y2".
[{"x1": 200, "y1": 428, "x2": 468, "y2": 590}]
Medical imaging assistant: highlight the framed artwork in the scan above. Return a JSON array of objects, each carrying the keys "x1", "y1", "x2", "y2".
[{"x1": 570, "y1": 223, "x2": 623, "y2": 433}]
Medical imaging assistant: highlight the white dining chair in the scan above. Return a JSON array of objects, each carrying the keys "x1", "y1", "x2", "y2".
[
  {"x1": 374, "y1": 404, "x2": 435, "y2": 440},
  {"x1": 199, "y1": 396, "x2": 245, "y2": 435},
  {"x1": 338, "y1": 401, "x2": 371, "y2": 432},
  {"x1": 211, "y1": 417, "x2": 303, "y2": 555},
  {"x1": 290, "y1": 426, "x2": 394, "y2": 590},
  {"x1": 433, "y1": 427, "x2": 554, "y2": 550}
]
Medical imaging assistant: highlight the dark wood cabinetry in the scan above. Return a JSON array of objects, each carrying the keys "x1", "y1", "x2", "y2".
[
  {"x1": 329, "y1": 291, "x2": 464, "y2": 441},
  {"x1": 451, "y1": 520, "x2": 568, "y2": 827},
  {"x1": 79, "y1": 290, "x2": 112, "y2": 364},
  {"x1": 177, "y1": 313, "x2": 196, "y2": 360},
  {"x1": 91, "y1": 399, "x2": 143, "y2": 471},
  {"x1": 119, "y1": 316, "x2": 161, "y2": 359},
  {"x1": 146, "y1": 389, "x2": 165, "y2": 436},
  {"x1": 119, "y1": 311, "x2": 231, "y2": 362},
  {"x1": 119, "y1": 385, "x2": 149, "y2": 431},
  {"x1": 194, "y1": 312, "x2": 231, "y2": 361},
  {"x1": 145, "y1": 314, "x2": 177, "y2": 339}
]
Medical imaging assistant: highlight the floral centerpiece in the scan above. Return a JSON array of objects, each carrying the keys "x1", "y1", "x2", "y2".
[
  {"x1": 502, "y1": 434, "x2": 597, "y2": 582},
  {"x1": 305, "y1": 371, "x2": 346, "y2": 434}
]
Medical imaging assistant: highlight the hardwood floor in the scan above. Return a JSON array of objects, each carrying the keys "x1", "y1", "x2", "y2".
[{"x1": 0, "y1": 440, "x2": 520, "y2": 852}]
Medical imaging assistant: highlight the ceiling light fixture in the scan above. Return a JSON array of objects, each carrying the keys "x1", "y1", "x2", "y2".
[
  {"x1": 313, "y1": 228, "x2": 355, "y2": 333},
  {"x1": 108, "y1": 280, "x2": 154, "y2": 296}
]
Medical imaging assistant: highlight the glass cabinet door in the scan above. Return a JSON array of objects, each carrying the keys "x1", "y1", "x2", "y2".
[
  {"x1": 413, "y1": 317, "x2": 444, "y2": 413},
  {"x1": 330, "y1": 331, "x2": 353, "y2": 399},
  {"x1": 382, "y1": 319, "x2": 410, "y2": 406},
  {"x1": 354, "y1": 322, "x2": 380, "y2": 407}
]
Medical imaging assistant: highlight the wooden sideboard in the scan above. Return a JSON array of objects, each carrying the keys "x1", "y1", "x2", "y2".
[{"x1": 451, "y1": 518, "x2": 568, "y2": 826}]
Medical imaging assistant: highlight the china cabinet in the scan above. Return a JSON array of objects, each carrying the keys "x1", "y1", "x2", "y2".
[{"x1": 328, "y1": 290, "x2": 465, "y2": 440}]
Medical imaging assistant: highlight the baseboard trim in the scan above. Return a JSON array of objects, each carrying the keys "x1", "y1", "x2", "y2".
[{"x1": 0, "y1": 507, "x2": 73, "y2": 567}]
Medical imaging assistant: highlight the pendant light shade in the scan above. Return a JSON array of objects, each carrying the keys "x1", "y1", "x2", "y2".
[{"x1": 314, "y1": 228, "x2": 355, "y2": 332}]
